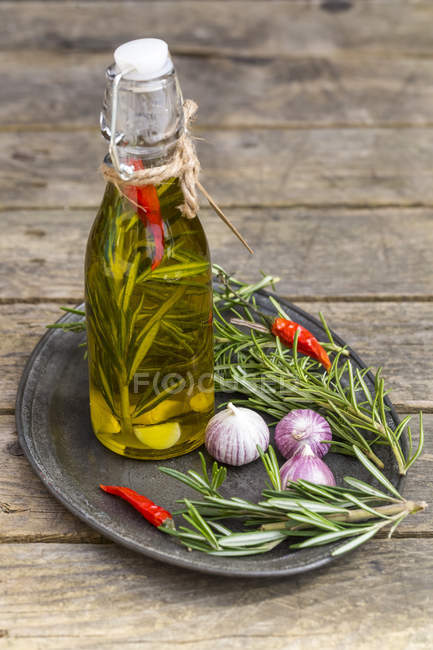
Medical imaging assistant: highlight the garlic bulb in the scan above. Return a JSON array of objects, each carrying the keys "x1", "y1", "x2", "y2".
[
  {"x1": 205, "y1": 403, "x2": 270, "y2": 466},
  {"x1": 280, "y1": 445, "x2": 336, "y2": 488},
  {"x1": 275, "y1": 408, "x2": 332, "y2": 459}
]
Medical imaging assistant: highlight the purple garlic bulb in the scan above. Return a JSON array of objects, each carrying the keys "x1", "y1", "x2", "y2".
[
  {"x1": 275, "y1": 409, "x2": 332, "y2": 459},
  {"x1": 280, "y1": 445, "x2": 336, "y2": 488},
  {"x1": 205, "y1": 403, "x2": 269, "y2": 466}
]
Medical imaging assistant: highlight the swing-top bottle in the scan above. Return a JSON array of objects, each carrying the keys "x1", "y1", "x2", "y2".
[{"x1": 84, "y1": 39, "x2": 214, "y2": 459}]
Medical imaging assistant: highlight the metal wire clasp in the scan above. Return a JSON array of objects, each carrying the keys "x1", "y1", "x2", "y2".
[{"x1": 109, "y1": 67, "x2": 136, "y2": 181}]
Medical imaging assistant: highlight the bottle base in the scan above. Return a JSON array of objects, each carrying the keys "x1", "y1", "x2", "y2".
[{"x1": 93, "y1": 430, "x2": 206, "y2": 460}]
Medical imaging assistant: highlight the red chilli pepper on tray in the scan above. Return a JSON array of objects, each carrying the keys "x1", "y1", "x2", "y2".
[
  {"x1": 231, "y1": 316, "x2": 331, "y2": 372},
  {"x1": 228, "y1": 309, "x2": 330, "y2": 373},
  {"x1": 122, "y1": 159, "x2": 165, "y2": 271},
  {"x1": 221, "y1": 274, "x2": 331, "y2": 371},
  {"x1": 100, "y1": 485, "x2": 173, "y2": 528},
  {"x1": 271, "y1": 317, "x2": 331, "y2": 371},
  {"x1": 220, "y1": 272, "x2": 331, "y2": 371}
]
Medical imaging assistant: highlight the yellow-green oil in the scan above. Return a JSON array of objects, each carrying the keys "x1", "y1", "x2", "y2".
[{"x1": 85, "y1": 178, "x2": 214, "y2": 459}]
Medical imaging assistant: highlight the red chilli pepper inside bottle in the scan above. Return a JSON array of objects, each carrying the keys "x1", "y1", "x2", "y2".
[{"x1": 123, "y1": 159, "x2": 165, "y2": 270}]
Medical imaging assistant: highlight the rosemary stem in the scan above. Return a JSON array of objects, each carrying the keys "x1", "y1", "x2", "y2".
[
  {"x1": 390, "y1": 443, "x2": 407, "y2": 476},
  {"x1": 325, "y1": 343, "x2": 350, "y2": 357},
  {"x1": 260, "y1": 501, "x2": 427, "y2": 531},
  {"x1": 119, "y1": 382, "x2": 134, "y2": 436},
  {"x1": 363, "y1": 447, "x2": 385, "y2": 470}
]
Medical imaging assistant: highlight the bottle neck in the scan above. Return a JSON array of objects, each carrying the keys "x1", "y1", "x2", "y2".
[
  {"x1": 103, "y1": 148, "x2": 177, "y2": 172},
  {"x1": 101, "y1": 64, "x2": 184, "y2": 169}
]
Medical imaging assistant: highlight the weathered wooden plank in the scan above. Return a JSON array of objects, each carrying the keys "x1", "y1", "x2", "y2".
[
  {"x1": 1, "y1": 409, "x2": 430, "y2": 543},
  {"x1": 2, "y1": 128, "x2": 433, "y2": 209},
  {"x1": 2, "y1": 1, "x2": 433, "y2": 58},
  {"x1": 2, "y1": 207, "x2": 433, "y2": 300},
  {"x1": 0, "y1": 416, "x2": 103, "y2": 543},
  {"x1": 0, "y1": 539, "x2": 431, "y2": 648},
  {"x1": 2, "y1": 299, "x2": 433, "y2": 412},
  {"x1": 3, "y1": 51, "x2": 433, "y2": 128},
  {"x1": 312, "y1": 302, "x2": 432, "y2": 414},
  {"x1": 0, "y1": 303, "x2": 77, "y2": 412},
  {"x1": 0, "y1": 210, "x2": 92, "y2": 301}
]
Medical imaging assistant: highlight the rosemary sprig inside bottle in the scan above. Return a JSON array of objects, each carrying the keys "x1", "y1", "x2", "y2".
[
  {"x1": 158, "y1": 447, "x2": 426, "y2": 557},
  {"x1": 83, "y1": 180, "x2": 214, "y2": 458}
]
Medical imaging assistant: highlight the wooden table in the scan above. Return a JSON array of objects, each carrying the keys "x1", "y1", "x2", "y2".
[{"x1": 1, "y1": 2, "x2": 433, "y2": 647}]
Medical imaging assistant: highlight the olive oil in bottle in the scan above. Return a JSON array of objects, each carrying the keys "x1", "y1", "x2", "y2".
[{"x1": 85, "y1": 39, "x2": 214, "y2": 459}]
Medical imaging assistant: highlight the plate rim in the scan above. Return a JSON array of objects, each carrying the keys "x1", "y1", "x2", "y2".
[{"x1": 15, "y1": 289, "x2": 406, "y2": 578}]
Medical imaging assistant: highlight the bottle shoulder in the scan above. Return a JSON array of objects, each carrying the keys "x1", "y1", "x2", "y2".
[{"x1": 85, "y1": 179, "x2": 211, "y2": 278}]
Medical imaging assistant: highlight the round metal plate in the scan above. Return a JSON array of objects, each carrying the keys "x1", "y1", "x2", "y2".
[{"x1": 16, "y1": 289, "x2": 405, "y2": 577}]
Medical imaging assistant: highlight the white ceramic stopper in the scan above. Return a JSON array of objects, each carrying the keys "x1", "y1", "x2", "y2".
[{"x1": 114, "y1": 38, "x2": 173, "y2": 81}]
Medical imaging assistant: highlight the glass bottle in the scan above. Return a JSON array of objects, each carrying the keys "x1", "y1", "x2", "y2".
[{"x1": 85, "y1": 39, "x2": 214, "y2": 460}]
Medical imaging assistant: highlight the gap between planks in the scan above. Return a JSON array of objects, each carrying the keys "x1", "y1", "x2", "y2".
[
  {"x1": 2, "y1": 202, "x2": 433, "y2": 211},
  {"x1": 5, "y1": 122, "x2": 433, "y2": 133},
  {"x1": 165, "y1": 47, "x2": 433, "y2": 62},
  {"x1": 3, "y1": 45, "x2": 433, "y2": 63},
  {"x1": 1, "y1": 530, "x2": 433, "y2": 545},
  {"x1": 2, "y1": 295, "x2": 433, "y2": 305}
]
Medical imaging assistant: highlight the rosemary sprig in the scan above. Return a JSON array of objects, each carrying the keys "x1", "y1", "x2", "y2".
[
  {"x1": 159, "y1": 447, "x2": 426, "y2": 557},
  {"x1": 46, "y1": 306, "x2": 86, "y2": 333},
  {"x1": 212, "y1": 270, "x2": 423, "y2": 475}
]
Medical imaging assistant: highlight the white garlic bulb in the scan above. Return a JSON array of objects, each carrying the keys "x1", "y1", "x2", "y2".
[{"x1": 205, "y1": 403, "x2": 270, "y2": 466}]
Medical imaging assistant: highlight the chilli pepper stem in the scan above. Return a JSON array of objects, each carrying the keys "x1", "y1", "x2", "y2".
[{"x1": 230, "y1": 318, "x2": 269, "y2": 333}]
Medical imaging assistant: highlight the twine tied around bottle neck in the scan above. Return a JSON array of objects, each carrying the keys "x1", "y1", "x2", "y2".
[
  {"x1": 100, "y1": 99, "x2": 253, "y2": 254},
  {"x1": 101, "y1": 99, "x2": 200, "y2": 220}
]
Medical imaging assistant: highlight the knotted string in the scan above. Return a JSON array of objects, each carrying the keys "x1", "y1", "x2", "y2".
[{"x1": 101, "y1": 99, "x2": 200, "y2": 219}]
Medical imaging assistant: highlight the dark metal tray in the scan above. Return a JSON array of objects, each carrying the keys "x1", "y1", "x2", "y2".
[{"x1": 16, "y1": 290, "x2": 405, "y2": 577}]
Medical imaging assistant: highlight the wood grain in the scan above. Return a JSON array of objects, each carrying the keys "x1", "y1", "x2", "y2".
[
  {"x1": 0, "y1": 538, "x2": 431, "y2": 648},
  {"x1": 2, "y1": 1, "x2": 433, "y2": 59},
  {"x1": 0, "y1": 210, "x2": 92, "y2": 301},
  {"x1": 2, "y1": 207, "x2": 433, "y2": 300},
  {"x1": 4, "y1": 51, "x2": 433, "y2": 128},
  {"x1": 3, "y1": 128, "x2": 433, "y2": 209},
  {"x1": 311, "y1": 301, "x2": 433, "y2": 413}
]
